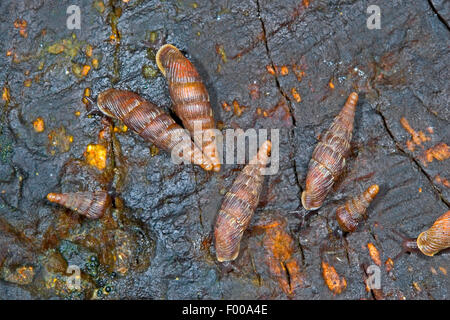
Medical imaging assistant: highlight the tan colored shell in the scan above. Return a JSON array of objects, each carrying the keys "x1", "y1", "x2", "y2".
[
  {"x1": 336, "y1": 184, "x2": 379, "y2": 232},
  {"x1": 156, "y1": 44, "x2": 221, "y2": 172},
  {"x1": 302, "y1": 92, "x2": 358, "y2": 210},
  {"x1": 47, "y1": 191, "x2": 111, "y2": 219},
  {"x1": 96, "y1": 89, "x2": 213, "y2": 171},
  {"x1": 416, "y1": 211, "x2": 450, "y2": 256},
  {"x1": 214, "y1": 140, "x2": 272, "y2": 262}
]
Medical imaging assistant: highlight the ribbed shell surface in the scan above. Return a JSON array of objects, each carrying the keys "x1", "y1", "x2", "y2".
[
  {"x1": 336, "y1": 184, "x2": 379, "y2": 232},
  {"x1": 156, "y1": 44, "x2": 221, "y2": 172},
  {"x1": 47, "y1": 191, "x2": 111, "y2": 219},
  {"x1": 302, "y1": 92, "x2": 358, "y2": 210},
  {"x1": 214, "y1": 141, "x2": 271, "y2": 262},
  {"x1": 417, "y1": 211, "x2": 450, "y2": 256},
  {"x1": 96, "y1": 89, "x2": 213, "y2": 171}
]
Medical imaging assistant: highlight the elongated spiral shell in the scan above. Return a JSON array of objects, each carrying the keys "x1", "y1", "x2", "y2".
[
  {"x1": 96, "y1": 89, "x2": 213, "y2": 171},
  {"x1": 301, "y1": 92, "x2": 358, "y2": 210},
  {"x1": 214, "y1": 140, "x2": 272, "y2": 262},
  {"x1": 156, "y1": 44, "x2": 221, "y2": 172},
  {"x1": 416, "y1": 211, "x2": 450, "y2": 256},
  {"x1": 336, "y1": 184, "x2": 379, "y2": 232},
  {"x1": 47, "y1": 191, "x2": 111, "y2": 219}
]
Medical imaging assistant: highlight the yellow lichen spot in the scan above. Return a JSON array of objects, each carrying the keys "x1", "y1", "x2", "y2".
[
  {"x1": 266, "y1": 65, "x2": 276, "y2": 75},
  {"x1": 412, "y1": 282, "x2": 421, "y2": 292},
  {"x1": 114, "y1": 124, "x2": 128, "y2": 133},
  {"x1": 430, "y1": 266, "x2": 437, "y2": 275},
  {"x1": 191, "y1": 2, "x2": 198, "y2": 8},
  {"x1": 2, "y1": 86, "x2": 10, "y2": 102},
  {"x1": 221, "y1": 101, "x2": 231, "y2": 112},
  {"x1": 385, "y1": 258, "x2": 394, "y2": 273},
  {"x1": 303, "y1": 0, "x2": 310, "y2": 7},
  {"x1": 321, "y1": 261, "x2": 347, "y2": 295},
  {"x1": 150, "y1": 144, "x2": 159, "y2": 157},
  {"x1": 47, "y1": 126, "x2": 74, "y2": 154},
  {"x1": 85, "y1": 44, "x2": 93, "y2": 57},
  {"x1": 84, "y1": 144, "x2": 107, "y2": 170},
  {"x1": 74, "y1": 111, "x2": 81, "y2": 117},
  {"x1": 83, "y1": 87, "x2": 91, "y2": 97},
  {"x1": 439, "y1": 267, "x2": 447, "y2": 275},
  {"x1": 33, "y1": 117, "x2": 45, "y2": 133},
  {"x1": 81, "y1": 65, "x2": 91, "y2": 77},
  {"x1": 329, "y1": 80, "x2": 335, "y2": 89},
  {"x1": 419, "y1": 187, "x2": 422, "y2": 193},
  {"x1": 280, "y1": 65, "x2": 289, "y2": 76},
  {"x1": 92, "y1": 58, "x2": 99, "y2": 69},
  {"x1": 215, "y1": 44, "x2": 227, "y2": 63},
  {"x1": 291, "y1": 88, "x2": 301, "y2": 102},
  {"x1": 23, "y1": 79, "x2": 32, "y2": 87},
  {"x1": 48, "y1": 43, "x2": 65, "y2": 55},
  {"x1": 93, "y1": 0, "x2": 105, "y2": 13},
  {"x1": 367, "y1": 243, "x2": 381, "y2": 266},
  {"x1": 232, "y1": 99, "x2": 245, "y2": 117}
]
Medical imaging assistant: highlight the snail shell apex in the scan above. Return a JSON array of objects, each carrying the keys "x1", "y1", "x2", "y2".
[
  {"x1": 335, "y1": 184, "x2": 379, "y2": 232},
  {"x1": 47, "y1": 191, "x2": 111, "y2": 219}
]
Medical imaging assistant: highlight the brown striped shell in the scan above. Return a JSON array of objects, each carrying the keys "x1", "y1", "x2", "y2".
[
  {"x1": 46, "y1": 191, "x2": 111, "y2": 219},
  {"x1": 416, "y1": 211, "x2": 450, "y2": 256},
  {"x1": 96, "y1": 89, "x2": 213, "y2": 171},
  {"x1": 214, "y1": 140, "x2": 271, "y2": 262},
  {"x1": 301, "y1": 92, "x2": 358, "y2": 210},
  {"x1": 156, "y1": 44, "x2": 221, "y2": 172},
  {"x1": 336, "y1": 184, "x2": 379, "y2": 232}
]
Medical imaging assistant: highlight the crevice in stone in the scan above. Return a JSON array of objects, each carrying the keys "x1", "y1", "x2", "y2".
[
  {"x1": 376, "y1": 107, "x2": 450, "y2": 209},
  {"x1": 427, "y1": 0, "x2": 450, "y2": 31}
]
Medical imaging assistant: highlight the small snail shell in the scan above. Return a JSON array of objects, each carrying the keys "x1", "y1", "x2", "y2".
[
  {"x1": 156, "y1": 44, "x2": 221, "y2": 172},
  {"x1": 416, "y1": 211, "x2": 450, "y2": 256},
  {"x1": 47, "y1": 191, "x2": 111, "y2": 219},
  {"x1": 302, "y1": 92, "x2": 358, "y2": 210},
  {"x1": 96, "y1": 89, "x2": 213, "y2": 171},
  {"x1": 214, "y1": 140, "x2": 272, "y2": 262},
  {"x1": 336, "y1": 184, "x2": 379, "y2": 232}
]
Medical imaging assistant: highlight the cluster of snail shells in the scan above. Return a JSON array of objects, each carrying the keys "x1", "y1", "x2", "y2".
[{"x1": 47, "y1": 44, "x2": 449, "y2": 262}]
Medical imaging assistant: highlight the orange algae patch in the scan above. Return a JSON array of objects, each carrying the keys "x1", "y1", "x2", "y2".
[
  {"x1": 385, "y1": 258, "x2": 394, "y2": 273},
  {"x1": 434, "y1": 175, "x2": 450, "y2": 188},
  {"x1": 400, "y1": 117, "x2": 430, "y2": 151},
  {"x1": 291, "y1": 88, "x2": 301, "y2": 102},
  {"x1": 321, "y1": 261, "x2": 347, "y2": 294},
  {"x1": 263, "y1": 222, "x2": 305, "y2": 295},
  {"x1": 421, "y1": 143, "x2": 450, "y2": 166},
  {"x1": 367, "y1": 243, "x2": 381, "y2": 266},
  {"x1": 84, "y1": 144, "x2": 107, "y2": 170},
  {"x1": 2, "y1": 86, "x2": 10, "y2": 102},
  {"x1": 33, "y1": 117, "x2": 45, "y2": 133},
  {"x1": 14, "y1": 19, "x2": 28, "y2": 38}
]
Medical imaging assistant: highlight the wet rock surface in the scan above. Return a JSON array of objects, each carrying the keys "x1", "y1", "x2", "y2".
[{"x1": 0, "y1": 0, "x2": 448, "y2": 299}]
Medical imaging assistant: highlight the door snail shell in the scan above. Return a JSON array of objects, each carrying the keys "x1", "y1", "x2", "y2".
[
  {"x1": 336, "y1": 184, "x2": 379, "y2": 232},
  {"x1": 398, "y1": 211, "x2": 450, "y2": 257},
  {"x1": 95, "y1": 88, "x2": 214, "y2": 171},
  {"x1": 302, "y1": 92, "x2": 358, "y2": 211},
  {"x1": 46, "y1": 191, "x2": 111, "y2": 219},
  {"x1": 156, "y1": 44, "x2": 221, "y2": 172},
  {"x1": 214, "y1": 140, "x2": 272, "y2": 262}
]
